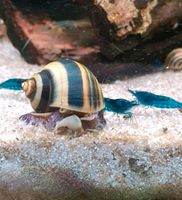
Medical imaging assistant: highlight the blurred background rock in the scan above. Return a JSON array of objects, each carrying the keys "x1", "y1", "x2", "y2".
[{"x1": 0, "y1": 0, "x2": 182, "y2": 82}]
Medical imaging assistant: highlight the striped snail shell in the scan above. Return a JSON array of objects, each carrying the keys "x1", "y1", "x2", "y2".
[
  {"x1": 164, "y1": 48, "x2": 182, "y2": 71},
  {"x1": 22, "y1": 59, "x2": 104, "y2": 114}
]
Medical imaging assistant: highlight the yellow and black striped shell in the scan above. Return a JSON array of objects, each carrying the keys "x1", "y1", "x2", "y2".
[
  {"x1": 165, "y1": 48, "x2": 182, "y2": 71},
  {"x1": 22, "y1": 59, "x2": 104, "y2": 114}
]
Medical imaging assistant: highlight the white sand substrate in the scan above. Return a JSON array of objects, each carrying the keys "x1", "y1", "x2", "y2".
[{"x1": 0, "y1": 37, "x2": 181, "y2": 191}]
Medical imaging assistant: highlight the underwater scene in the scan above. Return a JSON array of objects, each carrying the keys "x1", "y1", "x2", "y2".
[{"x1": 0, "y1": 1, "x2": 181, "y2": 199}]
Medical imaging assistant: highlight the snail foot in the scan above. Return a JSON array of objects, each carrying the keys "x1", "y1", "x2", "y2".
[
  {"x1": 19, "y1": 110, "x2": 106, "y2": 132},
  {"x1": 81, "y1": 111, "x2": 106, "y2": 131},
  {"x1": 19, "y1": 110, "x2": 63, "y2": 131}
]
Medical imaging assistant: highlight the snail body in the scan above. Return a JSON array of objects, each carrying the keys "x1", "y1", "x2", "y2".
[
  {"x1": 165, "y1": 48, "x2": 182, "y2": 71},
  {"x1": 22, "y1": 59, "x2": 104, "y2": 115}
]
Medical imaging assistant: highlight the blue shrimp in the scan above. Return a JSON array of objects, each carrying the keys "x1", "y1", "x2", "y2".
[
  {"x1": 104, "y1": 97, "x2": 138, "y2": 118},
  {"x1": 129, "y1": 89, "x2": 182, "y2": 109},
  {"x1": 0, "y1": 78, "x2": 26, "y2": 90}
]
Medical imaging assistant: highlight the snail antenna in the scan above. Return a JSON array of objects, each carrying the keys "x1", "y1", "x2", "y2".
[{"x1": 0, "y1": 78, "x2": 26, "y2": 90}]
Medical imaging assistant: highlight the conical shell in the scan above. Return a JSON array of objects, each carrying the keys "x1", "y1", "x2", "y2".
[
  {"x1": 165, "y1": 48, "x2": 182, "y2": 71},
  {"x1": 26, "y1": 59, "x2": 104, "y2": 113}
]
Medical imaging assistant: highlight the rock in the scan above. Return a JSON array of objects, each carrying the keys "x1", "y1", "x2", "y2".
[
  {"x1": 0, "y1": 0, "x2": 98, "y2": 64},
  {"x1": 1, "y1": 0, "x2": 182, "y2": 81},
  {"x1": 89, "y1": 0, "x2": 182, "y2": 61}
]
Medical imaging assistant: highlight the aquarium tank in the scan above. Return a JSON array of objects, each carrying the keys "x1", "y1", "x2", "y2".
[{"x1": 0, "y1": 1, "x2": 181, "y2": 200}]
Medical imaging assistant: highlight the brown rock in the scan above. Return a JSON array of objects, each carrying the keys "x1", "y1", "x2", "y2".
[
  {"x1": 0, "y1": 0, "x2": 98, "y2": 64},
  {"x1": 89, "y1": 0, "x2": 182, "y2": 60}
]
